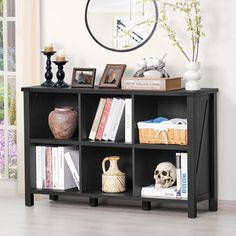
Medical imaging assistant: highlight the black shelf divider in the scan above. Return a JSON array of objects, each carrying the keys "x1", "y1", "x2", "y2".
[{"x1": 22, "y1": 86, "x2": 218, "y2": 218}]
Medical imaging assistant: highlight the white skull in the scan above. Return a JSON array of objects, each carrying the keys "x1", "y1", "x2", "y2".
[{"x1": 154, "y1": 162, "x2": 176, "y2": 188}]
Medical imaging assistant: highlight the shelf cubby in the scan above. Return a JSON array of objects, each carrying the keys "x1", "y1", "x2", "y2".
[
  {"x1": 80, "y1": 93, "x2": 132, "y2": 142},
  {"x1": 29, "y1": 92, "x2": 79, "y2": 140},
  {"x1": 81, "y1": 146, "x2": 133, "y2": 194},
  {"x1": 133, "y1": 149, "x2": 186, "y2": 196},
  {"x1": 133, "y1": 95, "x2": 187, "y2": 143}
]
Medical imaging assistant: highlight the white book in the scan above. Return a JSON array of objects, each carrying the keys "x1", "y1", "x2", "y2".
[
  {"x1": 52, "y1": 147, "x2": 59, "y2": 189},
  {"x1": 125, "y1": 98, "x2": 132, "y2": 143},
  {"x1": 176, "y1": 153, "x2": 181, "y2": 197},
  {"x1": 108, "y1": 99, "x2": 125, "y2": 141},
  {"x1": 58, "y1": 146, "x2": 79, "y2": 190},
  {"x1": 65, "y1": 152, "x2": 80, "y2": 190},
  {"x1": 41, "y1": 146, "x2": 46, "y2": 188},
  {"x1": 181, "y1": 153, "x2": 188, "y2": 199},
  {"x1": 141, "y1": 185, "x2": 177, "y2": 198},
  {"x1": 36, "y1": 146, "x2": 42, "y2": 189},
  {"x1": 102, "y1": 98, "x2": 119, "y2": 141}
]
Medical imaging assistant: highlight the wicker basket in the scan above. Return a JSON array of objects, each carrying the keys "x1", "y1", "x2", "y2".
[{"x1": 138, "y1": 122, "x2": 187, "y2": 145}]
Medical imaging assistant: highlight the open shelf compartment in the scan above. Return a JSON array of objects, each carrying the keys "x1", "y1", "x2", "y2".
[
  {"x1": 29, "y1": 92, "x2": 79, "y2": 140},
  {"x1": 81, "y1": 146, "x2": 133, "y2": 194}
]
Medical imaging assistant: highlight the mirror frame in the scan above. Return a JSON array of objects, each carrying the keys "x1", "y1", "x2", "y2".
[{"x1": 85, "y1": 0, "x2": 158, "y2": 52}]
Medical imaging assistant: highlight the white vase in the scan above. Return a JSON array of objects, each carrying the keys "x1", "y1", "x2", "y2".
[{"x1": 184, "y1": 62, "x2": 201, "y2": 91}]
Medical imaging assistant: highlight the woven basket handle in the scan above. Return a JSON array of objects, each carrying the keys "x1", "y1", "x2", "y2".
[
  {"x1": 102, "y1": 157, "x2": 110, "y2": 174},
  {"x1": 155, "y1": 130, "x2": 168, "y2": 144}
]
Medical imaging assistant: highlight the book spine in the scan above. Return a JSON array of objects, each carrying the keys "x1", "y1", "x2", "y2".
[
  {"x1": 96, "y1": 98, "x2": 112, "y2": 140},
  {"x1": 181, "y1": 152, "x2": 188, "y2": 199},
  {"x1": 102, "y1": 98, "x2": 118, "y2": 141},
  {"x1": 36, "y1": 146, "x2": 42, "y2": 189},
  {"x1": 41, "y1": 146, "x2": 46, "y2": 188},
  {"x1": 122, "y1": 78, "x2": 164, "y2": 90},
  {"x1": 89, "y1": 98, "x2": 106, "y2": 140},
  {"x1": 125, "y1": 98, "x2": 132, "y2": 143},
  {"x1": 176, "y1": 153, "x2": 181, "y2": 197},
  {"x1": 108, "y1": 99, "x2": 125, "y2": 141},
  {"x1": 45, "y1": 147, "x2": 53, "y2": 189},
  {"x1": 58, "y1": 147, "x2": 64, "y2": 190},
  {"x1": 64, "y1": 152, "x2": 80, "y2": 190},
  {"x1": 52, "y1": 147, "x2": 59, "y2": 189}
]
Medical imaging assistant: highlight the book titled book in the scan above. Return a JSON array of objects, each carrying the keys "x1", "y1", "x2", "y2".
[
  {"x1": 121, "y1": 77, "x2": 182, "y2": 91},
  {"x1": 89, "y1": 98, "x2": 106, "y2": 140},
  {"x1": 181, "y1": 153, "x2": 188, "y2": 199},
  {"x1": 108, "y1": 99, "x2": 125, "y2": 141},
  {"x1": 125, "y1": 98, "x2": 132, "y2": 143},
  {"x1": 96, "y1": 98, "x2": 112, "y2": 140},
  {"x1": 141, "y1": 185, "x2": 177, "y2": 198},
  {"x1": 176, "y1": 153, "x2": 181, "y2": 197},
  {"x1": 65, "y1": 152, "x2": 80, "y2": 190},
  {"x1": 58, "y1": 146, "x2": 79, "y2": 190},
  {"x1": 102, "y1": 98, "x2": 119, "y2": 141}
]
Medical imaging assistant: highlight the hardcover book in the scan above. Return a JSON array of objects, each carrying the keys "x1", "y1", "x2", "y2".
[
  {"x1": 96, "y1": 98, "x2": 112, "y2": 140},
  {"x1": 89, "y1": 98, "x2": 106, "y2": 140},
  {"x1": 121, "y1": 77, "x2": 182, "y2": 91}
]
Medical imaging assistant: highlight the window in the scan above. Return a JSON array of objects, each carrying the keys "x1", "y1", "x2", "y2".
[{"x1": 0, "y1": 0, "x2": 17, "y2": 180}]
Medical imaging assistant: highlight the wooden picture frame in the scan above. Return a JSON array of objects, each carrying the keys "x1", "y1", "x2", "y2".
[
  {"x1": 71, "y1": 68, "x2": 96, "y2": 88},
  {"x1": 99, "y1": 64, "x2": 127, "y2": 88}
]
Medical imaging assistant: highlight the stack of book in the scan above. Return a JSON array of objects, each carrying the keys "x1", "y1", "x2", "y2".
[
  {"x1": 36, "y1": 146, "x2": 80, "y2": 190},
  {"x1": 89, "y1": 97, "x2": 132, "y2": 142},
  {"x1": 141, "y1": 152, "x2": 188, "y2": 199}
]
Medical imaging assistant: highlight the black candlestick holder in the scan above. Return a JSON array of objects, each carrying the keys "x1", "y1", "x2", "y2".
[
  {"x1": 41, "y1": 51, "x2": 56, "y2": 87},
  {"x1": 53, "y1": 61, "x2": 69, "y2": 88}
]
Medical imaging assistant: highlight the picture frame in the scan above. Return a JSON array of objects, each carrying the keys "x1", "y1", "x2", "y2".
[
  {"x1": 99, "y1": 64, "x2": 127, "y2": 88},
  {"x1": 71, "y1": 68, "x2": 96, "y2": 88}
]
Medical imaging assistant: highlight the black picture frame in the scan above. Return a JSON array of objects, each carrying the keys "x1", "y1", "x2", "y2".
[{"x1": 71, "y1": 68, "x2": 96, "y2": 88}]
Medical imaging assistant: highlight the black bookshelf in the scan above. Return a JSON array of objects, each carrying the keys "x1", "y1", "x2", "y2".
[{"x1": 22, "y1": 86, "x2": 218, "y2": 218}]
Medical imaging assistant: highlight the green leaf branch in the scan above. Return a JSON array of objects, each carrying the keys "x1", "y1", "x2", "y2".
[{"x1": 157, "y1": 0, "x2": 205, "y2": 62}]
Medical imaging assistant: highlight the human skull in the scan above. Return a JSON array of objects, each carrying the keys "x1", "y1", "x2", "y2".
[{"x1": 154, "y1": 162, "x2": 176, "y2": 188}]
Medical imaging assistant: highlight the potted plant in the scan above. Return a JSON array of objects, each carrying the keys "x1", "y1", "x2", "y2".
[{"x1": 158, "y1": 0, "x2": 205, "y2": 90}]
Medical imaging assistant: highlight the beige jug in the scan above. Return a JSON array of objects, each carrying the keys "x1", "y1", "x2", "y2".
[{"x1": 102, "y1": 156, "x2": 126, "y2": 193}]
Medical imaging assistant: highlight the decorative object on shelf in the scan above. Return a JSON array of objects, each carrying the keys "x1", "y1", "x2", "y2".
[
  {"x1": 138, "y1": 118, "x2": 187, "y2": 145},
  {"x1": 133, "y1": 54, "x2": 170, "y2": 78},
  {"x1": 158, "y1": 0, "x2": 205, "y2": 90},
  {"x1": 184, "y1": 62, "x2": 201, "y2": 91},
  {"x1": 154, "y1": 162, "x2": 177, "y2": 188},
  {"x1": 71, "y1": 68, "x2": 96, "y2": 88},
  {"x1": 48, "y1": 107, "x2": 78, "y2": 139},
  {"x1": 102, "y1": 156, "x2": 126, "y2": 193},
  {"x1": 85, "y1": 0, "x2": 158, "y2": 52},
  {"x1": 44, "y1": 42, "x2": 54, "y2": 52},
  {"x1": 122, "y1": 77, "x2": 181, "y2": 91},
  {"x1": 56, "y1": 50, "x2": 66, "y2": 62},
  {"x1": 99, "y1": 64, "x2": 127, "y2": 88},
  {"x1": 41, "y1": 50, "x2": 56, "y2": 87},
  {"x1": 53, "y1": 60, "x2": 69, "y2": 88}
]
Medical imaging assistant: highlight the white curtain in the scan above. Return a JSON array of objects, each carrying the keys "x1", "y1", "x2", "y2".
[{"x1": 16, "y1": 0, "x2": 41, "y2": 195}]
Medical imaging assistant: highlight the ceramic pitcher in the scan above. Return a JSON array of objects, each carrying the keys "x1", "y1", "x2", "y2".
[{"x1": 102, "y1": 156, "x2": 126, "y2": 193}]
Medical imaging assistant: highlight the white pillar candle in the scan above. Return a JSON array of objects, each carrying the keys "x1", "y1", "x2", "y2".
[
  {"x1": 56, "y1": 50, "x2": 66, "y2": 61},
  {"x1": 44, "y1": 42, "x2": 54, "y2": 52}
]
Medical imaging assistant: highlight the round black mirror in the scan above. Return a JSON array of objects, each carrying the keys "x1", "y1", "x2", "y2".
[{"x1": 85, "y1": 0, "x2": 158, "y2": 52}]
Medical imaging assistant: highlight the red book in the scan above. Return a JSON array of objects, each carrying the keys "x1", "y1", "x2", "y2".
[
  {"x1": 45, "y1": 146, "x2": 53, "y2": 189},
  {"x1": 96, "y1": 98, "x2": 112, "y2": 140}
]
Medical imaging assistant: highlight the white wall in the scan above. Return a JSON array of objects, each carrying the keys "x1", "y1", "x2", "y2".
[{"x1": 41, "y1": 0, "x2": 236, "y2": 201}]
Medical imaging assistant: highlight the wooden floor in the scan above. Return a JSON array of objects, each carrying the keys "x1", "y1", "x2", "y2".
[{"x1": 0, "y1": 193, "x2": 236, "y2": 236}]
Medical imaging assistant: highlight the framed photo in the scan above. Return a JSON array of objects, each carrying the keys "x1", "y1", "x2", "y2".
[
  {"x1": 99, "y1": 64, "x2": 127, "y2": 88},
  {"x1": 71, "y1": 68, "x2": 96, "y2": 88}
]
